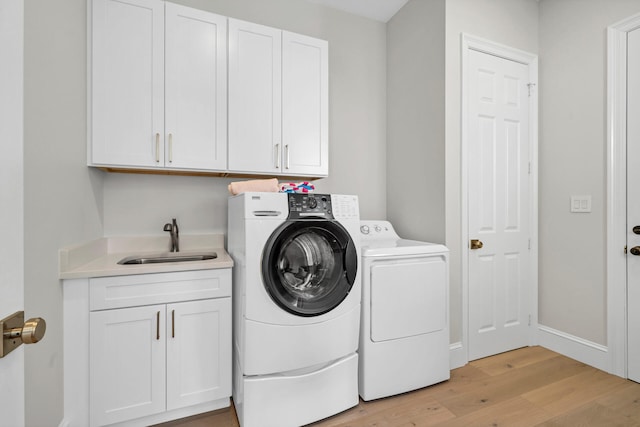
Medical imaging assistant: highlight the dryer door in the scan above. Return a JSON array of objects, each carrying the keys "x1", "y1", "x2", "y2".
[{"x1": 262, "y1": 220, "x2": 357, "y2": 317}]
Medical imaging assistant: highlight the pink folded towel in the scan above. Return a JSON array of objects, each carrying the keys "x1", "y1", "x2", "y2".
[{"x1": 228, "y1": 178, "x2": 280, "y2": 195}]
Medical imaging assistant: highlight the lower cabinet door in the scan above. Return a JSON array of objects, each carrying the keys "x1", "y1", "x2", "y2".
[
  {"x1": 90, "y1": 304, "x2": 166, "y2": 427},
  {"x1": 166, "y1": 298, "x2": 231, "y2": 410}
]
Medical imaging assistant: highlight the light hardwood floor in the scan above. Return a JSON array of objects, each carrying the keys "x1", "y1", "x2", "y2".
[{"x1": 156, "y1": 346, "x2": 640, "y2": 426}]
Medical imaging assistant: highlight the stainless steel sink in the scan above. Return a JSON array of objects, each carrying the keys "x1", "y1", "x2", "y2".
[{"x1": 117, "y1": 252, "x2": 217, "y2": 265}]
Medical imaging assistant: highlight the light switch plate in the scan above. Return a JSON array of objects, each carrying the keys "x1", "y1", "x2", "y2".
[{"x1": 570, "y1": 195, "x2": 592, "y2": 213}]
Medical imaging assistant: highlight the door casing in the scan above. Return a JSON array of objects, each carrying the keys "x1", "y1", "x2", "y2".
[
  {"x1": 606, "y1": 12, "x2": 640, "y2": 379},
  {"x1": 460, "y1": 33, "x2": 539, "y2": 365}
]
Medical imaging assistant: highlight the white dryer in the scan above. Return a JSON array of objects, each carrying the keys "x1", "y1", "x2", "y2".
[
  {"x1": 228, "y1": 192, "x2": 361, "y2": 427},
  {"x1": 359, "y1": 220, "x2": 450, "y2": 401}
]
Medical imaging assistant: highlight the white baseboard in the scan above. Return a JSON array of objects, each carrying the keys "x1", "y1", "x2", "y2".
[
  {"x1": 537, "y1": 324, "x2": 610, "y2": 372},
  {"x1": 58, "y1": 420, "x2": 70, "y2": 427},
  {"x1": 450, "y1": 341, "x2": 467, "y2": 370}
]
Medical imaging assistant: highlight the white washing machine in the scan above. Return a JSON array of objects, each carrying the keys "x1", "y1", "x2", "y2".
[
  {"x1": 359, "y1": 220, "x2": 450, "y2": 401},
  {"x1": 227, "y1": 192, "x2": 361, "y2": 427}
]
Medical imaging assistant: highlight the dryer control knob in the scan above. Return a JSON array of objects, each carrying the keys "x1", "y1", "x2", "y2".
[
  {"x1": 360, "y1": 225, "x2": 370, "y2": 235},
  {"x1": 374, "y1": 225, "x2": 382, "y2": 233}
]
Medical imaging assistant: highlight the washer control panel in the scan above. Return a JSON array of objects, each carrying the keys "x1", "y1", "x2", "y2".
[{"x1": 288, "y1": 193, "x2": 334, "y2": 219}]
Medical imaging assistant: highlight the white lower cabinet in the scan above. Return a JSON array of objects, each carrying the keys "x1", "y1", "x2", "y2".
[
  {"x1": 90, "y1": 304, "x2": 167, "y2": 426},
  {"x1": 63, "y1": 269, "x2": 232, "y2": 427}
]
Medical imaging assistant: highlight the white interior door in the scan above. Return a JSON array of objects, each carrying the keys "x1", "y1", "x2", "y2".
[
  {"x1": 626, "y1": 27, "x2": 640, "y2": 383},
  {"x1": 0, "y1": 0, "x2": 25, "y2": 424},
  {"x1": 467, "y1": 48, "x2": 532, "y2": 361}
]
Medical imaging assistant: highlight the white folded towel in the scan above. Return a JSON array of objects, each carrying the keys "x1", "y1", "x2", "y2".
[{"x1": 228, "y1": 178, "x2": 280, "y2": 195}]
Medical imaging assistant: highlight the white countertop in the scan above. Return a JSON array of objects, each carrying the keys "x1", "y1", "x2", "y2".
[{"x1": 59, "y1": 234, "x2": 234, "y2": 279}]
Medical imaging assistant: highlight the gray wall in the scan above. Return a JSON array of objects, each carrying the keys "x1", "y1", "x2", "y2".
[
  {"x1": 445, "y1": 0, "x2": 540, "y2": 345},
  {"x1": 24, "y1": 1, "x2": 104, "y2": 425},
  {"x1": 386, "y1": 0, "x2": 446, "y2": 244},
  {"x1": 23, "y1": 0, "x2": 387, "y2": 424},
  {"x1": 538, "y1": 0, "x2": 640, "y2": 345}
]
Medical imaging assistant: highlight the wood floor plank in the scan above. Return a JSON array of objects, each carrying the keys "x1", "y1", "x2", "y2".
[
  {"x1": 437, "y1": 353, "x2": 588, "y2": 417},
  {"x1": 433, "y1": 396, "x2": 552, "y2": 427},
  {"x1": 155, "y1": 347, "x2": 640, "y2": 427},
  {"x1": 534, "y1": 401, "x2": 638, "y2": 427},
  {"x1": 521, "y1": 368, "x2": 630, "y2": 416},
  {"x1": 471, "y1": 346, "x2": 559, "y2": 377},
  {"x1": 593, "y1": 381, "x2": 640, "y2": 424}
]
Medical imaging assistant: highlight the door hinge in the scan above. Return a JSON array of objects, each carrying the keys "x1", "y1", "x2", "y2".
[
  {"x1": 528, "y1": 161, "x2": 532, "y2": 174},
  {"x1": 528, "y1": 315, "x2": 531, "y2": 326},
  {"x1": 527, "y1": 83, "x2": 536, "y2": 97},
  {"x1": 528, "y1": 238, "x2": 531, "y2": 250},
  {"x1": 625, "y1": 245, "x2": 628, "y2": 254}
]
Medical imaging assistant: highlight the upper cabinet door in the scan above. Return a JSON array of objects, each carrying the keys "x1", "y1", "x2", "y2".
[
  {"x1": 228, "y1": 19, "x2": 282, "y2": 174},
  {"x1": 91, "y1": 0, "x2": 165, "y2": 167},
  {"x1": 165, "y1": 4, "x2": 227, "y2": 171},
  {"x1": 282, "y1": 32, "x2": 328, "y2": 176}
]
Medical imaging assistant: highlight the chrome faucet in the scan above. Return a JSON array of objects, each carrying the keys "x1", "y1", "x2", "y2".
[{"x1": 163, "y1": 218, "x2": 180, "y2": 252}]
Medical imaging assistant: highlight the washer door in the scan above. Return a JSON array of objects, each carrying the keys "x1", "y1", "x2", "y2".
[{"x1": 262, "y1": 220, "x2": 357, "y2": 317}]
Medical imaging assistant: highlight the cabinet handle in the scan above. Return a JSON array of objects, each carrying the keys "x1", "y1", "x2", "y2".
[
  {"x1": 171, "y1": 309, "x2": 175, "y2": 338},
  {"x1": 168, "y1": 134, "x2": 173, "y2": 163},
  {"x1": 285, "y1": 144, "x2": 290, "y2": 170},
  {"x1": 275, "y1": 144, "x2": 280, "y2": 169},
  {"x1": 156, "y1": 311, "x2": 160, "y2": 340},
  {"x1": 155, "y1": 133, "x2": 160, "y2": 163}
]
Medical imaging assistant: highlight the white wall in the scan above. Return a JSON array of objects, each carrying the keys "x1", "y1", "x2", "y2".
[
  {"x1": 538, "y1": 0, "x2": 640, "y2": 345},
  {"x1": 445, "y1": 0, "x2": 539, "y2": 344},
  {"x1": 386, "y1": 0, "x2": 446, "y2": 244},
  {"x1": 103, "y1": 0, "x2": 388, "y2": 236}
]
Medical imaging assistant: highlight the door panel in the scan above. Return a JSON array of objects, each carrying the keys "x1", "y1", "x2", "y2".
[
  {"x1": 468, "y1": 49, "x2": 531, "y2": 361},
  {"x1": 90, "y1": 305, "x2": 166, "y2": 426},
  {"x1": 0, "y1": 1, "x2": 24, "y2": 424},
  {"x1": 166, "y1": 298, "x2": 231, "y2": 410},
  {"x1": 626, "y1": 27, "x2": 640, "y2": 382}
]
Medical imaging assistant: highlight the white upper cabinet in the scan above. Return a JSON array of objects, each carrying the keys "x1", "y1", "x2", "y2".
[
  {"x1": 90, "y1": 0, "x2": 227, "y2": 171},
  {"x1": 228, "y1": 19, "x2": 329, "y2": 177},
  {"x1": 228, "y1": 20, "x2": 282, "y2": 174},
  {"x1": 90, "y1": 3, "x2": 328, "y2": 177},
  {"x1": 91, "y1": 0, "x2": 164, "y2": 168},
  {"x1": 282, "y1": 31, "x2": 329, "y2": 176},
  {"x1": 165, "y1": 3, "x2": 227, "y2": 170}
]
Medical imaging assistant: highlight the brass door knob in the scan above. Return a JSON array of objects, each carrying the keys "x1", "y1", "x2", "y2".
[
  {"x1": 20, "y1": 318, "x2": 46, "y2": 344},
  {"x1": 630, "y1": 246, "x2": 640, "y2": 256},
  {"x1": 1, "y1": 312, "x2": 46, "y2": 358},
  {"x1": 470, "y1": 239, "x2": 484, "y2": 250}
]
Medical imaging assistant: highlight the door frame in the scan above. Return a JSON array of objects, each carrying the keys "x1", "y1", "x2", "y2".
[
  {"x1": 460, "y1": 33, "x2": 539, "y2": 363},
  {"x1": 606, "y1": 12, "x2": 640, "y2": 379}
]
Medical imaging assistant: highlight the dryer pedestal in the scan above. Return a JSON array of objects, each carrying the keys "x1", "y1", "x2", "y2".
[{"x1": 359, "y1": 220, "x2": 450, "y2": 401}]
